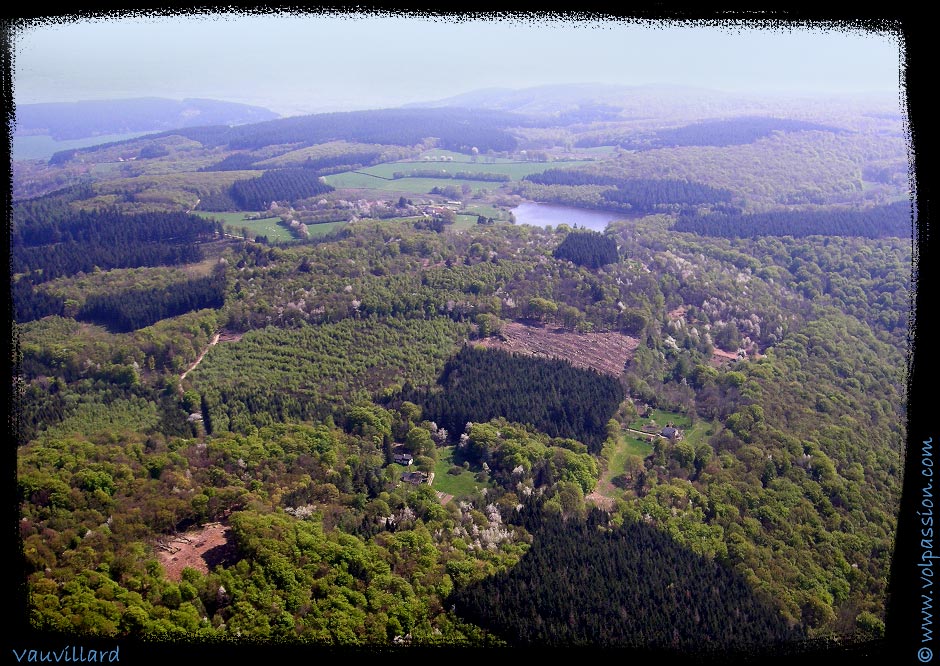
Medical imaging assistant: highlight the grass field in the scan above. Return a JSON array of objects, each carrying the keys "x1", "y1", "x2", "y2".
[
  {"x1": 323, "y1": 173, "x2": 499, "y2": 196},
  {"x1": 432, "y1": 446, "x2": 483, "y2": 497},
  {"x1": 354, "y1": 159, "x2": 592, "y2": 181},
  {"x1": 353, "y1": 213, "x2": 497, "y2": 232},
  {"x1": 628, "y1": 408, "x2": 716, "y2": 448},
  {"x1": 461, "y1": 203, "x2": 511, "y2": 221},
  {"x1": 193, "y1": 211, "x2": 296, "y2": 242},
  {"x1": 606, "y1": 432, "x2": 654, "y2": 478},
  {"x1": 630, "y1": 408, "x2": 693, "y2": 432},
  {"x1": 324, "y1": 157, "x2": 592, "y2": 194},
  {"x1": 452, "y1": 214, "x2": 482, "y2": 230},
  {"x1": 578, "y1": 145, "x2": 618, "y2": 156},
  {"x1": 419, "y1": 148, "x2": 517, "y2": 163},
  {"x1": 305, "y1": 220, "x2": 348, "y2": 237}
]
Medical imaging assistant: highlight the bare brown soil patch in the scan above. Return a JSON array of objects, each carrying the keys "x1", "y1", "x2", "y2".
[
  {"x1": 436, "y1": 491, "x2": 454, "y2": 506},
  {"x1": 667, "y1": 305, "x2": 688, "y2": 321},
  {"x1": 155, "y1": 522, "x2": 237, "y2": 582},
  {"x1": 709, "y1": 348, "x2": 764, "y2": 367},
  {"x1": 586, "y1": 491, "x2": 616, "y2": 511},
  {"x1": 709, "y1": 348, "x2": 741, "y2": 367},
  {"x1": 476, "y1": 321, "x2": 639, "y2": 377}
]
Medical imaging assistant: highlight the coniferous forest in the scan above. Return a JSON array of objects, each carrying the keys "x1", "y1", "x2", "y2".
[
  {"x1": 552, "y1": 229, "x2": 620, "y2": 268},
  {"x1": 403, "y1": 345, "x2": 624, "y2": 452},
  {"x1": 451, "y1": 505, "x2": 803, "y2": 651},
  {"x1": 10, "y1": 81, "x2": 914, "y2": 659}
]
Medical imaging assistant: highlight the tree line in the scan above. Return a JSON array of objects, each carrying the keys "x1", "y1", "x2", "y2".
[
  {"x1": 392, "y1": 169, "x2": 511, "y2": 182},
  {"x1": 576, "y1": 116, "x2": 845, "y2": 150},
  {"x1": 77, "y1": 271, "x2": 227, "y2": 333},
  {"x1": 672, "y1": 201, "x2": 912, "y2": 239},
  {"x1": 524, "y1": 171, "x2": 734, "y2": 211},
  {"x1": 201, "y1": 147, "x2": 390, "y2": 174}
]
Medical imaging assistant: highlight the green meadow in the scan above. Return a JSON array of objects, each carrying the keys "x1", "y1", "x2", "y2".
[
  {"x1": 628, "y1": 408, "x2": 716, "y2": 448},
  {"x1": 323, "y1": 173, "x2": 498, "y2": 196},
  {"x1": 432, "y1": 446, "x2": 485, "y2": 497},
  {"x1": 605, "y1": 432, "x2": 654, "y2": 479},
  {"x1": 324, "y1": 157, "x2": 592, "y2": 194},
  {"x1": 304, "y1": 220, "x2": 348, "y2": 237},
  {"x1": 461, "y1": 203, "x2": 511, "y2": 220},
  {"x1": 354, "y1": 159, "x2": 592, "y2": 181},
  {"x1": 193, "y1": 211, "x2": 296, "y2": 242},
  {"x1": 630, "y1": 408, "x2": 693, "y2": 432}
]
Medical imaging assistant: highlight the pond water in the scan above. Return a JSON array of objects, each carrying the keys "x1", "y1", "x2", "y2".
[{"x1": 510, "y1": 202, "x2": 623, "y2": 232}]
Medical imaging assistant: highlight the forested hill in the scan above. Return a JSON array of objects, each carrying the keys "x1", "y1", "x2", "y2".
[
  {"x1": 608, "y1": 116, "x2": 848, "y2": 151},
  {"x1": 673, "y1": 201, "x2": 912, "y2": 239},
  {"x1": 15, "y1": 97, "x2": 279, "y2": 140},
  {"x1": 46, "y1": 107, "x2": 525, "y2": 166},
  {"x1": 157, "y1": 107, "x2": 524, "y2": 153}
]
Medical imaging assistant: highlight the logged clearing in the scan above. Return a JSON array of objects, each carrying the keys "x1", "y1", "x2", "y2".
[
  {"x1": 476, "y1": 321, "x2": 639, "y2": 377},
  {"x1": 155, "y1": 522, "x2": 237, "y2": 582}
]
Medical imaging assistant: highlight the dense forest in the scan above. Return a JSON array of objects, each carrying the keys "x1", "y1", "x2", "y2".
[
  {"x1": 401, "y1": 345, "x2": 625, "y2": 453},
  {"x1": 77, "y1": 271, "x2": 227, "y2": 333},
  {"x1": 524, "y1": 171, "x2": 735, "y2": 212},
  {"x1": 451, "y1": 505, "x2": 803, "y2": 651},
  {"x1": 228, "y1": 168, "x2": 335, "y2": 210},
  {"x1": 672, "y1": 200, "x2": 912, "y2": 239},
  {"x1": 12, "y1": 208, "x2": 220, "y2": 280},
  {"x1": 552, "y1": 229, "x2": 620, "y2": 268},
  {"x1": 576, "y1": 116, "x2": 847, "y2": 150}
]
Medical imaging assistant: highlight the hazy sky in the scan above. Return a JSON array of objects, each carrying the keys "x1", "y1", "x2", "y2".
[{"x1": 10, "y1": 11, "x2": 904, "y2": 116}]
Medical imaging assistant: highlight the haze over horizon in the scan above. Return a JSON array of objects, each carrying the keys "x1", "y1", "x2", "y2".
[{"x1": 10, "y1": 12, "x2": 904, "y2": 117}]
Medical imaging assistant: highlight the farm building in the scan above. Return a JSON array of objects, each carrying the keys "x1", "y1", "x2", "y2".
[
  {"x1": 401, "y1": 471, "x2": 428, "y2": 485},
  {"x1": 660, "y1": 426, "x2": 683, "y2": 440},
  {"x1": 393, "y1": 452, "x2": 414, "y2": 466}
]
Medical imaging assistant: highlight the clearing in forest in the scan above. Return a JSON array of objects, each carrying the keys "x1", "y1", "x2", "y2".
[
  {"x1": 476, "y1": 321, "x2": 639, "y2": 377},
  {"x1": 155, "y1": 521, "x2": 238, "y2": 582}
]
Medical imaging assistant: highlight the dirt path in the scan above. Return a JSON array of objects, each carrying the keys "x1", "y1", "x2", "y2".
[{"x1": 180, "y1": 332, "x2": 220, "y2": 385}]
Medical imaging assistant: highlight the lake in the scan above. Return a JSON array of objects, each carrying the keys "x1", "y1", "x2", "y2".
[
  {"x1": 12, "y1": 131, "x2": 156, "y2": 161},
  {"x1": 511, "y1": 202, "x2": 623, "y2": 232}
]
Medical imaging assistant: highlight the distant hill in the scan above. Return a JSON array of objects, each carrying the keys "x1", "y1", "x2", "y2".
[
  {"x1": 405, "y1": 83, "x2": 767, "y2": 118},
  {"x1": 49, "y1": 107, "x2": 525, "y2": 164},
  {"x1": 13, "y1": 97, "x2": 280, "y2": 140},
  {"x1": 405, "y1": 83, "x2": 900, "y2": 125}
]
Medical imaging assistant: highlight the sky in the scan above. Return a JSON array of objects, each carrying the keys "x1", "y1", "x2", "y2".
[{"x1": 10, "y1": 11, "x2": 904, "y2": 116}]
